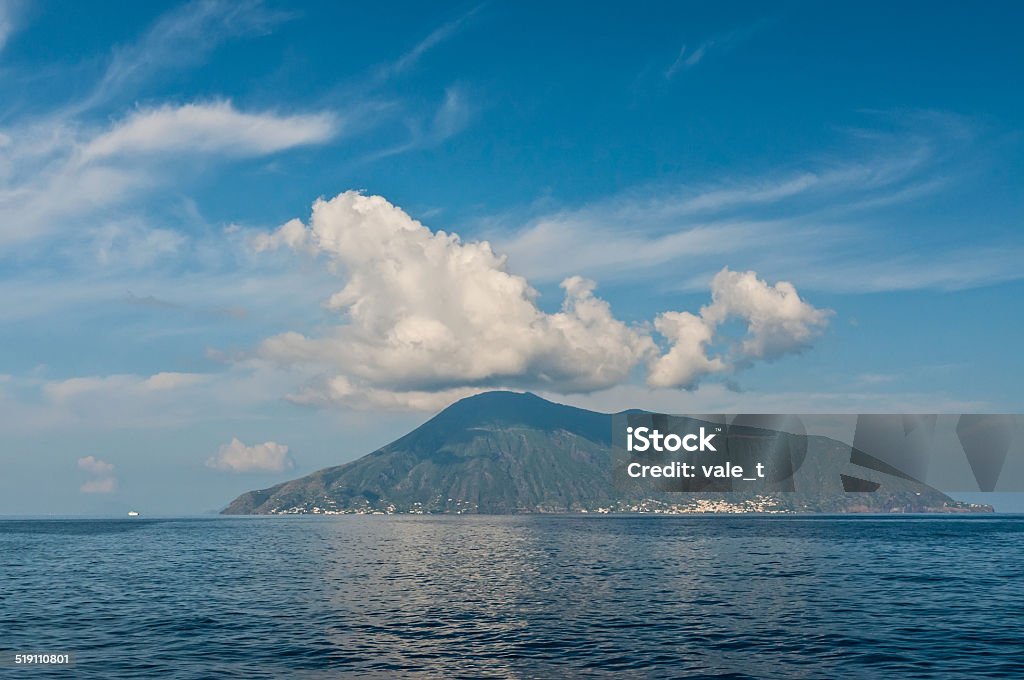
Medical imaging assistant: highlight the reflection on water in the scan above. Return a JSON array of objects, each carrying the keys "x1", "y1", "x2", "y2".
[{"x1": 2, "y1": 516, "x2": 1023, "y2": 678}]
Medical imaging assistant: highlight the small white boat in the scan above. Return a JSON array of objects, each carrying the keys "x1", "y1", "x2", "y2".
[{"x1": 127, "y1": 510, "x2": 140, "y2": 517}]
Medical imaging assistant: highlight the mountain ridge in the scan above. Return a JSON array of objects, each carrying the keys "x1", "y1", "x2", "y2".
[{"x1": 222, "y1": 391, "x2": 991, "y2": 515}]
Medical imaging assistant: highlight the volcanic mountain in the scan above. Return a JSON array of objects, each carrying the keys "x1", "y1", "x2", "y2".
[{"x1": 222, "y1": 391, "x2": 987, "y2": 515}]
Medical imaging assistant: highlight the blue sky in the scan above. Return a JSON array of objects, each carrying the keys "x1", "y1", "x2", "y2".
[{"x1": 0, "y1": 0, "x2": 1022, "y2": 514}]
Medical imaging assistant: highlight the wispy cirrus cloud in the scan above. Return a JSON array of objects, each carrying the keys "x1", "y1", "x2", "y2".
[
  {"x1": 0, "y1": 363, "x2": 300, "y2": 433},
  {"x1": 344, "y1": 6, "x2": 484, "y2": 161},
  {"x1": 494, "y1": 113, "x2": 1024, "y2": 294},
  {"x1": 381, "y1": 5, "x2": 482, "y2": 79},
  {"x1": 44, "y1": 372, "x2": 208, "y2": 402},
  {"x1": 766, "y1": 243, "x2": 1024, "y2": 294},
  {"x1": 365, "y1": 86, "x2": 476, "y2": 160},
  {"x1": 664, "y1": 42, "x2": 707, "y2": 79},
  {"x1": 664, "y1": 21, "x2": 768, "y2": 79},
  {"x1": 0, "y1": 0, "x2": 21, "y2": 55},
  {"x1": 0, "y1": 100, "x2": 338, "y2": 248},
  {"x1": 0, "y1": 0, "x2": 478, "y2": 254},
  {"x1": 80, "y1": 101, "x2": 337, "y2": 161},
  {"x1": 0, "y1": 0, "x2": 336, "y2": 256},
  {"x1": 493, "y1": 141, "x2": 938, "y2": 283},
  {"x1": 83, "y1": 0, "x2": 292, "y2": 109}
]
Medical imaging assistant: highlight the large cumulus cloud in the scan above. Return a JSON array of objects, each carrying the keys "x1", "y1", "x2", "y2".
[{"x1": 253, "y1": 191, "x2": 830, "y2": 409}]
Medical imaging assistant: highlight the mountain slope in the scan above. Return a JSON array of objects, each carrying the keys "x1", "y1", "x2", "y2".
[
  {"x1": 222, "y1": 391, "x2": 987, "y2": 515},
  {"x1": 224, "y1": 392, "x2": 615, "y2": 514}
]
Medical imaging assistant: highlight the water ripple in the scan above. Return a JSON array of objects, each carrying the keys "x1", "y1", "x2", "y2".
[{"x1": 2, "y1": 515, "x2": 1023, "y2": 678}]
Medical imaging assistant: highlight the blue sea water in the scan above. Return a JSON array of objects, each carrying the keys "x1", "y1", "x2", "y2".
[{"x1": 2, "y1": 515, "x2": 1022, "y2": 679}]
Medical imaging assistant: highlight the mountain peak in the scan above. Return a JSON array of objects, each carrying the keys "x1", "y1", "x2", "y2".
[
  {"x1": 413, "y1": 390, "x2": 611, "y2": 446},
  {"x1": 444, "y1": 389, "x2": 547, "y2": 410}
]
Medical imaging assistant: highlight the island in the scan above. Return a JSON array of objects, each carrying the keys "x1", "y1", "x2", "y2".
[{"x1": 223, "y1": 391, "x2": 992, "y2": 515}]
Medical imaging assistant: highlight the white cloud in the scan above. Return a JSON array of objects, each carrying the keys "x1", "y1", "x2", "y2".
[
  {"x1": 78, "y1": 455, "x2": 117, "y2": 493},
  {"x1": 144, "y1": 372, "x2": 208, "y2": 391},
  {"x1": 45, "y1": 372, "x2": 208, "y2": 402},
  {"x1": 80, "y1": 101, "x2": 337, "y2": 161},
  {"x1": 255, "y1": 192, "x2": 656, "y2": 407},
  {"x1": 646, "y1": 268, "x2": 830, "y2": 389},
  {"x1": 648, "y1": 311, "x2": 727, "y2": 389},
  {"x1": 45, "y1": 375, "x2": 137, "y2": 402},
  {"x1": 78, "y1": 455, "x2": 114, "y2": 475},
  {"x1": 252, "y1": 192, "x2": 828, "y2": 408},
  {"x1": 701, "y1": 268, "x2": 831, "y2": 360},
  {"x1": 251, "y1": 217, "x2": 309, "y2": 253},
  {"x1": 206, "y1": 437, "x2": 294, "y2": 472}
]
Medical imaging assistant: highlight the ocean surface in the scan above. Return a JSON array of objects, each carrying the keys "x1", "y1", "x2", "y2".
[{"x1": 2, "y1": 515, "x2": 1022, "y2": 679}]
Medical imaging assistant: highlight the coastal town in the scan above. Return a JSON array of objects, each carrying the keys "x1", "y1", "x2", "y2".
[
  {"x1": 263, "y1": 493, "x2": 991, "y2": 516},
  {"x1": 267, "y1": 495, "x2": 794, "y2": 515}
]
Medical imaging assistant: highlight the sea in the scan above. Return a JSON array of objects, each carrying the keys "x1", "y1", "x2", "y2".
[{"x1": 2, "y1": 515, "x2": 1022, "y2": 679}]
